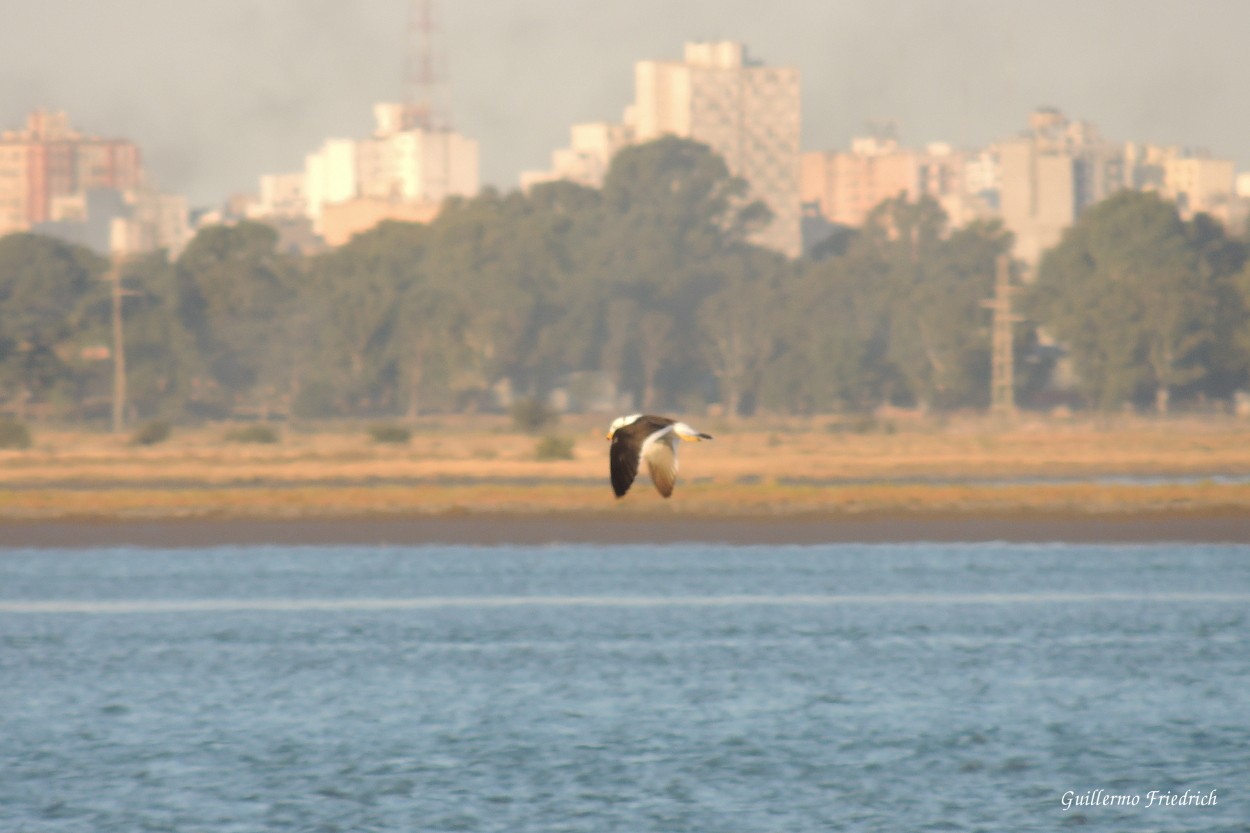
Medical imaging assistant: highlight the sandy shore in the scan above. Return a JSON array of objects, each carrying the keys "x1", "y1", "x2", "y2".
[{"x1": 4, "y1": 509, "x2": 1249, "y2": 548}]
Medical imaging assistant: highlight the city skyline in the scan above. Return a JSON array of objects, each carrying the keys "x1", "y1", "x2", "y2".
[{"x1": 4, "y1": 0, "x2": 1249, "y2": 207}]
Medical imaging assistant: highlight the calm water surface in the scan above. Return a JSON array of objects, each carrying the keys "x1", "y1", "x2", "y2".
[{"x1": 2, "y1": 542, "x2": 1248, "y2": 832}]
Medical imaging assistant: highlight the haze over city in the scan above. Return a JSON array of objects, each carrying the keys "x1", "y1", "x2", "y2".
[{"x1": 4, "y1": 0, "x2": 1249, "y2": 207}]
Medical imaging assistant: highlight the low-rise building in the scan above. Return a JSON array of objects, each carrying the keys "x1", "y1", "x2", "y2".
[
  {"x1": 520, "y1": 122, "x2": 633, "y2": 190},
  {"x1": 254, "y1": 103, "x2": 479, "y2": 242}
]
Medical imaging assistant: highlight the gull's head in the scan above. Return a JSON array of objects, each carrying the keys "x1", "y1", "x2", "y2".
[{"x1": 605, "y1": 413, "x2": 641, "y2": 440}]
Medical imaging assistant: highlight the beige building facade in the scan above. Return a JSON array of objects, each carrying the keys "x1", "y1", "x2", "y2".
[
  {"x1": 109, "y1": 188, "x2": 193, "y2": 257},
  {"x1": 801, "y1": 138, "x2": 991, "y2": 234},
  {"x1": 630, "y1": 41, "x2": 802, "y2": 257},
  {"x1": 319, "y1": 197, "x2": 441, "y2": 247},
  {"x1": 1161, "y1": 154, "x2": 1235, "y2": 219},
  {"x1": 801, "y1": 137, "x2": 918, "y2": 228},
  {"x1": 997, "y1": 137, "x2": 1077, "y2": 265}
]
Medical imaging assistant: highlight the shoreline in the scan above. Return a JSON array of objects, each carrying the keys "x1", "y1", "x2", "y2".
[{"x1": 4, "y1": 509, "x2": 1249, "y2": 548}]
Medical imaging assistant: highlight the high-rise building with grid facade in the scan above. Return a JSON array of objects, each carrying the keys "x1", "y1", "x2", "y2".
[{"x1": 630, "y1": 42, "x2": 802, "y2": 257}]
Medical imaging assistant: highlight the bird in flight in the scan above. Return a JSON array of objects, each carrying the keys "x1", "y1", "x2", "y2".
[{"x1": 605, "y1": 414, "x2": 713, "y2": 498}]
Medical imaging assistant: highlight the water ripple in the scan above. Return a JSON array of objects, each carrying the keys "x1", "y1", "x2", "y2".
[{"x1": 2, "y1": 543, "x2": 1248, "y2": 832}]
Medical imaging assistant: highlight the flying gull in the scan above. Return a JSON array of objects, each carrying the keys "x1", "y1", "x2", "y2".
[{"x1": 605, "y1": 414, "x2": 713, "y2": 498}]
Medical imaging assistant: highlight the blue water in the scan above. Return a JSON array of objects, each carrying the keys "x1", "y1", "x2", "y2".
[{"x1": 2, "y1": 543, "x2": 1248, "y2": 832}]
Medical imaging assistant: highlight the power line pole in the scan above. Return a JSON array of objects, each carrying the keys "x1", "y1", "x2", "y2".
[
  {"x1": 106, "y1": 253, "x2": 139, "y2": 434},
  {"x1": 981, "y1": 254, "x2": 1020, "y2": 418}
]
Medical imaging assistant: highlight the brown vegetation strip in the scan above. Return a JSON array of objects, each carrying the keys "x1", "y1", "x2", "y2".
[
  {"x1": 2, "y1": 480, "x2": 1249, "y2": 522},
  {"x1": 8, "y1": 417, "x2": 1250, "y2": 489},
  {"x1": 4, "y1": 510, "x2": 1250, "y2": 549},
  {"x1": 4, "y1": 419, "x2": 1250, "y2": 545}
]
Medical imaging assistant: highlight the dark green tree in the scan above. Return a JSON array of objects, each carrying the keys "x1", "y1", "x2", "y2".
[
  {"x1": 761, "y1": 253, "x2": 890, "y2": 414},
  {"x1": 512, "y1": 181, "x2": 607, "y2": 389},
  {"x1": 698, "y1": 248, "x2": 789, "y2": 417},
  {"x1": 304, "y1": 221, "x2": 428, "y2": 412},
  {"x1": 859, "y1": 197, "x2": 1008, "y2": 410},
  {"x1": 1029, "y1": 191, "x2": 1246, "y2": 412},
  {"x1": 101, "y1": 252, "x2": 191, "y2": 420},
  {"x1": 0, "y1": 233, "x2": 105, "y2": 419},
  {"x1": 590, "y1": 137, "x2": 773, "y2": 408},
  {"x1": 174, "y1": 222, "x2": 297, "y2": 415},
  {"x1": 1186, "y1": 213, "x2": 1249, "y2": 401}
]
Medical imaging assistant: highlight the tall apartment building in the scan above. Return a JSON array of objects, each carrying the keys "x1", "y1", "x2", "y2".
[
  {"x1": 519, "y1": 42, "x2": 800, "y2": 256},
  {"x1": 304, "y1": 138, "x2": 359, "y2": 228},
  {"x1": 997, "y1": 137, "x2": 1075, "y2": 265},
  {"x1": 630, "y1": 41, "x2": 802, "y2": 257},
  {"x1": 997, "y1": 108, "x2": 1126, "y2": 265},
  {"x1": 357, "y1": 103, "x2": 479, "y2": 203},
  {"x1": 0, "y1": 109, "x2": 190, "y2": 256},
  {"x1": 0, "y1": 109, "x2": 142, "y2": 237}
]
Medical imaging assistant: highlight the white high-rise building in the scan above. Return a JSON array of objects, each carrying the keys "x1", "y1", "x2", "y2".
[
  {"x1": 304, "y1": 139, "x2": 358, "y2": 232},
  {"x1": 284, "y1": 104, "x2": 479, "y2": 240},
  {"x1": 358, "y1": 103, "x2": 479, "y2": 204},
  {"x1": 630, "y1": 41, "x2": 802, "y2": 257}
]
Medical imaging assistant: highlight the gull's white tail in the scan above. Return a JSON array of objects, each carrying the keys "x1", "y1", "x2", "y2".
[{"x1": 673, "y1": 422, "x2": 713, "y2": 441}]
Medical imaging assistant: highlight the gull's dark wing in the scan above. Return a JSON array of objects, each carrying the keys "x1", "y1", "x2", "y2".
[{"x1": 610, "y1": 431, "x2": 642, "y2": 497}]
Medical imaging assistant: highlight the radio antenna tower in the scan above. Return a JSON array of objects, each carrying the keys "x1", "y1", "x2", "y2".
[{"x1": 403, "y1": 0, "x2": 449, "y2": 131}]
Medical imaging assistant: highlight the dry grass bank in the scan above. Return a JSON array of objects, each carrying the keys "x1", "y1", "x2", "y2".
[
  {"x1": 3, "y1": 480, "x2": 1250, "y2": 522},
  {"x1": 6, "y1": 412, "x2": 1250, "y2": 484},
  {"x1": 2, "y1": 414, "x2": 1250, "y2": 521},
  {"x1": 2, "y1": 412, "x2": 1250, "y2": 522}
]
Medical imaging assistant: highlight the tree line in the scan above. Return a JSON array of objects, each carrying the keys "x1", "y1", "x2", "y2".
[{"x1": 1, "y1": 137, "x2": 1248, "y2": 425}]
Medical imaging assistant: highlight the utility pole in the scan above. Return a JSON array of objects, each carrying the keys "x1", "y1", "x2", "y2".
[
  {"x1": 981, "y1": 254, "x2": 1020, "y2": 418},
  {"x1": 106, "y1": 252, "x2": 137, "y2": 434}
]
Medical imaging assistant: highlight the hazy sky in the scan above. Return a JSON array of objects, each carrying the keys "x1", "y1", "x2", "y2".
[{"x1": 4, "y1": 0, "x2": 1247, "y2": 207}]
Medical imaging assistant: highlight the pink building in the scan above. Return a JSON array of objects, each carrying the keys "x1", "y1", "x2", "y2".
[{"x1": 0, "y1": 110, "x2": 142, "y2": 235}]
